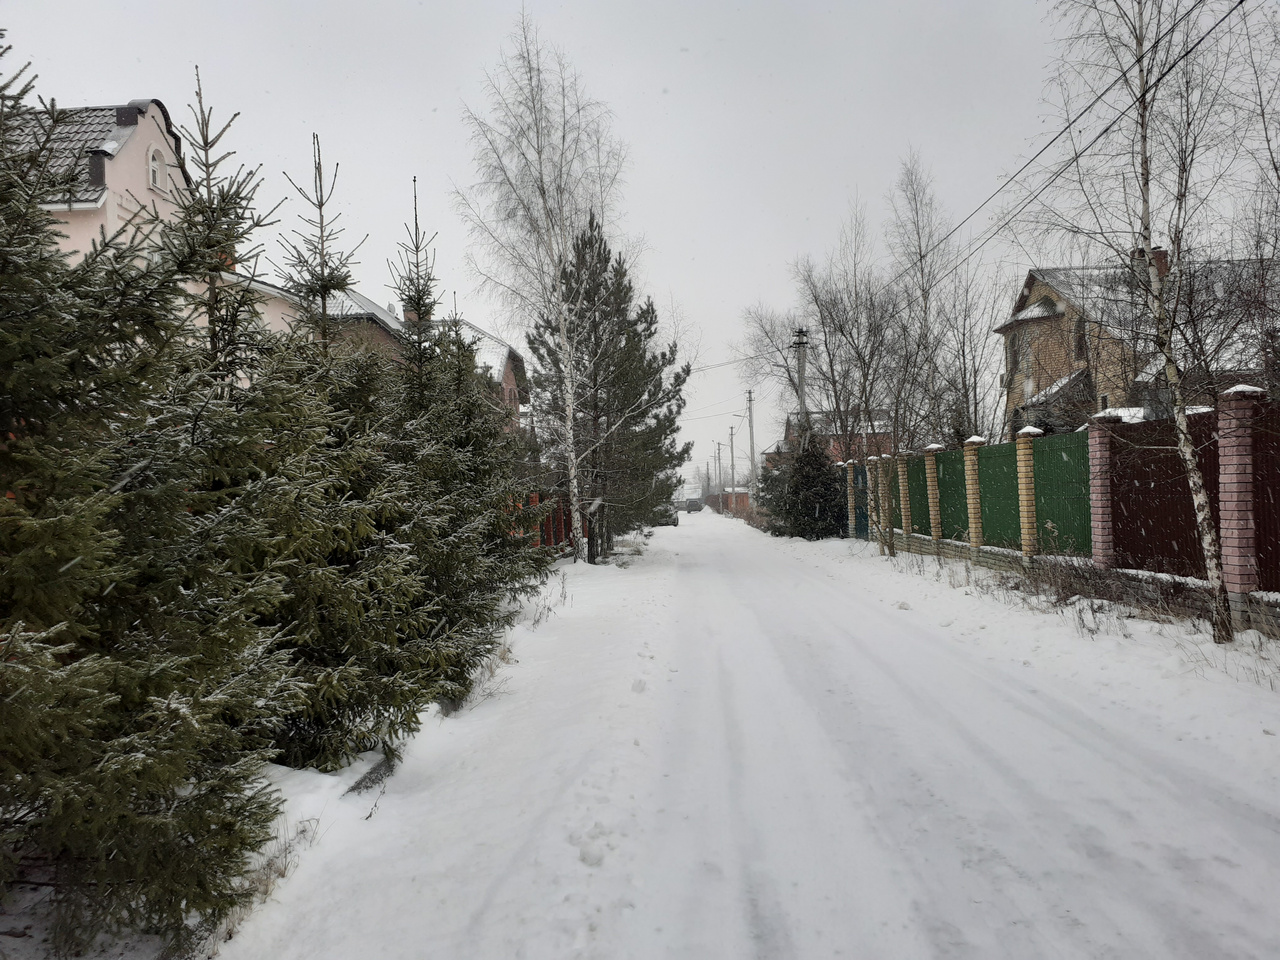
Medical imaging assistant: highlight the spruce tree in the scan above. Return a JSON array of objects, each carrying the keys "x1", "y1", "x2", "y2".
[
  {"x1": 757, "y1": 428, "x2": 847, "y2": 540},
  {"x1": 389, "y1": 186, "x2": 548, "y2": 708},
  {"x1": 1, "y1": 62, "x2": 296, "y2": 953}
]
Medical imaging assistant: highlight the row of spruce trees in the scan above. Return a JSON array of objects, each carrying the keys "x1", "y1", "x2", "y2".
[{"x1": 0, "y1": 52, "x2": 548, "y2": 954}]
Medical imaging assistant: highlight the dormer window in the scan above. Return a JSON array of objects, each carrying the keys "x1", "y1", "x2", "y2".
[{"x1": 149, "y1": 149, "x2": 164, "y2": 191}]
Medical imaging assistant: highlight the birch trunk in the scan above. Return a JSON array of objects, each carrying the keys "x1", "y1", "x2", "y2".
[{"x1": 1132, "y1": 11, "x2": 1233, "y2": 642}]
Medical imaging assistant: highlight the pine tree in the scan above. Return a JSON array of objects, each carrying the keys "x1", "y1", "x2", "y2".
[{"x1": 527, "y1": 214, "x2": 690, "y2": 561}]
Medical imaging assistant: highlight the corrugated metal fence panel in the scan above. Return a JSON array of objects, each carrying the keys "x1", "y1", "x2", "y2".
[
  {"x1": 978, "y1": 442, "x2": 1021, "y2": 549},
  {"x1": 880, "y1": 460, "x2": 901, "y2": 529},
  {"x1": 907, "y1": 457, "x2": 929, "y2": 535},
  {"x1": 936, "y1": 449, "x2": 969, "y2": 541},
  {"x1": 1112, "y1": 412, "x2": 1219, "y2": 578},
  {"x1": 1033, "y1": 431, "x2": 1092, "y2": 556},
  {"x1": 1256, "y1": 405, "x2": 1280, "y2": 592},
  {"x1": 851, "y1": 465, "x2": 870, "y2": 539}
]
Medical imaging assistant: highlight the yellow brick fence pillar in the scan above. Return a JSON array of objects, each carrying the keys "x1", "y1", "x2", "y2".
[
  {"x1": 924, "y1": 443, "x2": 944, "y2": 552},
  {"x1": 879, "y1": 455, "x2": 897, "y2": 555},
  {"x1": 964, "y1": 436, "x2": 985, "y2": 559},
  {"x1": 843, "y1": 460, "x2": 857, "y2": 539},
  {"x1": 867, "y1": 456, "x2": 882, "y2": 554},
  {"x1": 1016, "y1": 426, "x2": 1042, "y2": 561},
  {"x1": 897, "y1": 453, "x2": 913, "y2": 540}
]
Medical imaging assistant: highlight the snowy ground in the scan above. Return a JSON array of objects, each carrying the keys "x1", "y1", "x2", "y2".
[{"x1": 213, "y1": 510, "x2": 1280, "y2": 960}]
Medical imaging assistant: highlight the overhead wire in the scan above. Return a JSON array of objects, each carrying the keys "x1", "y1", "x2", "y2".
[{"x1": 691, "y1": 1, "x2": 1245, "y2": 447}]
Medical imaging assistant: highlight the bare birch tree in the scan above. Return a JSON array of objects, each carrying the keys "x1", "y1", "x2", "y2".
[
  {"x1": 1037, "y1": 0, "x2": 1252, "y2": 642},
  {"x1": 457, "y1": 14, "x2": 626, "y2": 561}
]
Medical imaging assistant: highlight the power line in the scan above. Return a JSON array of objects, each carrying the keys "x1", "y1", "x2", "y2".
[
  {"x1": 923, "y1": 0, "x2": 1247, "y2": 294},
  {"x1": 892, "y1": 0, "x2": 1217, "y2": 288},
  {"x1": 733, "y1": 2, "x2": 1245, "y2": 433}
]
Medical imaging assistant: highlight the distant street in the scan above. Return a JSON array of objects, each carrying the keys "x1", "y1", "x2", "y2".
[{"x1": 221, "y1": 511, "x2": 1280, "y2": 960}]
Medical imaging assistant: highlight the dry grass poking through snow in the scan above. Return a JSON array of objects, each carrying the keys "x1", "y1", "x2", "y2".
[
  {"x1": 177, "y1": 817, "x2": 321, "y2": 960},
  {"x1": 880, "y1": 543, "x2": 1280, "y2": 692}
]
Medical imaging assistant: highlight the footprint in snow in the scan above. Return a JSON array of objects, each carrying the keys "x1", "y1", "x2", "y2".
[
  {"x1": 632, "y1": 678, "x2": 647, "y2": 693},
  {"x1": 897, "y1": 601, "x2": 912, "y2": 611}
]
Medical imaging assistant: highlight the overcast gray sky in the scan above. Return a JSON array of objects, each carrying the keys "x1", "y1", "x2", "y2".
[{"x1": 7, "y1": 0, "x2": 1060, "y2": 489}]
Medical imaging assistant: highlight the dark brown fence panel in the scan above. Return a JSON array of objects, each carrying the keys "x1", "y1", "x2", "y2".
[
  {"x1": 1257, "y1": 404, "x2": 1280, "y2": 592},
  {"x1": 1111, "y1": 412, "x2": 1219, "y2": 578}
]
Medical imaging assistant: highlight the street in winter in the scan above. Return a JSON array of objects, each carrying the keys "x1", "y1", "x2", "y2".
[
  {"x1": 216, "y1": 512, "x2": 1280, "y2": 960},
  {"x1": 8, "y1": 2, "x2": 1280, "y2": 956}
]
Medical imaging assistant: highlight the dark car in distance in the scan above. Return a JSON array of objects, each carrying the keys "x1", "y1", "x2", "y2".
[
  {"x1": 654, "y1": 502, "x2": 680, "y2": 527},
  {"x1": 685, "y1": 499, "x2": 704, "y2": 513}
]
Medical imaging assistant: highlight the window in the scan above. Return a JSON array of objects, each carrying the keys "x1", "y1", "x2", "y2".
[
  {"x1": 149, "y1": 149, "x2": 164, "y2": 191},
  {"x1": 1007, "y1": 329, "x2": 1021, "y2": 376},
  {"x1": 1099, "y1": 393, "x2": 1110, "y2": 411},
  {"x1": 1074, "y1": 317, "x2": 1088, "y2": 361}
]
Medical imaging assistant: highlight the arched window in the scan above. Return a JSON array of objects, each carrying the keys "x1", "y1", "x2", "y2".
[{"x1": 149, "y1": 149, "x2": 164, "y2": 190}]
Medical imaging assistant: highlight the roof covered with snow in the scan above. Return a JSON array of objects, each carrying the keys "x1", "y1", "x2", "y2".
[{"x1": 326, "y1": 288, "x2": 527, "y2": 391}]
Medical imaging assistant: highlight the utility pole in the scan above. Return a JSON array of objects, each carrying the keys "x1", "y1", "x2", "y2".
[
  {"x1": 746, "y1": 389, "x2": 757, "y2": 500},
  {"x1": 793, "y1": 327, "x2": 810, "y2": 429},
  {"x1": 715, "y1": 441, "x2": 725, "y2": 508},
  {"x1": 729, "y1": 426, "x2": 736, "y2": 491}
]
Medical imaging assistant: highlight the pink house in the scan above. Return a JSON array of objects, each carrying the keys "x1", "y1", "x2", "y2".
[
  {"x1": 39, "y1": 99, "x2": 184, "y2": 256},
  {"x1": 38, "y1": 97, "x2": 298, "y2": 334},
  {"x1": 37, "y1": 98, "x2": 526, "y2": 417}
]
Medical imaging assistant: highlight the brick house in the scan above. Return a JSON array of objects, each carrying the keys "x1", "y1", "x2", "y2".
[
  {"x1": 776, "y1": 409, "x2": 894, "y2": 463},
  {"x1": 996, "y1": 253, "x2": 1269, "y2": 438},
  {"x1": 328, "y1": 291, "x2": 529, "y2": 418}
]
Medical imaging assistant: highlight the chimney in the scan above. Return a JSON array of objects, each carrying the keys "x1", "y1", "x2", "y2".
[
  {"x1": 87, "y1": 153, "x2": 106, "y2": 188},
  {"x1": 115, "y1": 105, "x2": 140, "y2": 126},
  {"x1": 1129, "y1": 246, "x2": 1170, "y2": 278}
]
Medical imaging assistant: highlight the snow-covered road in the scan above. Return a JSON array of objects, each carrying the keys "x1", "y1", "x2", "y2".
[{"x1": 221, "y1": 511, "x2": 1280, "y2": 959}]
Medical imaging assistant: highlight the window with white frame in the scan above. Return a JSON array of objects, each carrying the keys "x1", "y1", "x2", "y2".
[{"x1": 149, "y1": 149, "x2": 164, "y2": 191}]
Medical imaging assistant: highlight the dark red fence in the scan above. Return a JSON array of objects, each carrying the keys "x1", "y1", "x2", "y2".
[
  {"x1": 1256, "y1": 406, "x2": 1280, "y2": 592},
  {"x1": 1111, "y1": 411, "x2": 1219, "y2": 578}
]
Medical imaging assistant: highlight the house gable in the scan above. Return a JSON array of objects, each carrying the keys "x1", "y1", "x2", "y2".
[{"x1": 36, "y1": 99, "x2": 187, "y2": 258}]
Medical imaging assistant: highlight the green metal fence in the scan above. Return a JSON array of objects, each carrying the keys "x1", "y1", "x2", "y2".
[
  {"x1": 978, "y1": 442, "x2": 1021, "y2": 549},
  {"x1": 906, "y1": 457, "x2": 929, "y2": 535},
  {"x1": 936, "y1": 449, "x2": 969, "y2": 541},
  {"x1": 1033, "y1": 431, "x2": 1092, "y2": 556},
  {"x1": 887, "y1": 460, "x2": 903, "y2": 531}
]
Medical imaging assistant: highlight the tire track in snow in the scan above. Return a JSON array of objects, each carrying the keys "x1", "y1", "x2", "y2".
[{"x1": 706, "y1": 524, "x2": 1280, "y2": 958}]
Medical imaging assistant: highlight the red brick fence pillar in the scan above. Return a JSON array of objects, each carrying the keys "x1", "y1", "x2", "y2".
[
  {"x1": 1089, "y1": 414, "x2": 1122, "y2": 570},
  {"x1": 1219, "y1": 385, "x2": 1266, "y2": 632}
]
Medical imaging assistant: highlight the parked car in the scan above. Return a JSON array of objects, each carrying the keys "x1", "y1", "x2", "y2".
[
  {"x1": 686, "y1": 498, "x2": 704, "y2": 513},
  {"x1": 654, "y1": 502, "x2": 680, "y2": 527}
]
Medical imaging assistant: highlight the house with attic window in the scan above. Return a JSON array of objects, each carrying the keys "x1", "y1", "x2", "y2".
[
  {"x1": 33, "y1": 97, "x2": 529, "y2": 419},
  {"x1": 996, "y1": 251, "x2": 1273, "y2": 438},
  {"x1": 33, "y1": 97, "x2": 301, "y2": 335}
]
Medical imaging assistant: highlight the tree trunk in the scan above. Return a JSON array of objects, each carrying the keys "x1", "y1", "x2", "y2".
[
  {"x1": 558, "y1": 302, "x2": 586, "y2": 563},
  {"x1": 1133, "y1": 17, "x2": 1232, "y2": 643}
]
